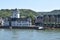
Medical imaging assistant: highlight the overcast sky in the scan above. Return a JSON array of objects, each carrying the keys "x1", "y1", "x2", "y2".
[{"x1": 0, "y1": 0, "x2": 60, "y2": 12}]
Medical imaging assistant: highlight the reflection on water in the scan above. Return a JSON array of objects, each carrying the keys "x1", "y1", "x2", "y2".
[{"x1": 0, "y1": 29, "x2": 60, "y2": 40}]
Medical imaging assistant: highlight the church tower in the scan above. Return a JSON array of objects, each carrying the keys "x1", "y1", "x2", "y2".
[{"x1": 11, "y1": 8, "x2": 20, "y2": 18}]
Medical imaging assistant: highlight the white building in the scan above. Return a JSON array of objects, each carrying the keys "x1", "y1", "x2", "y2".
[
  {"x1": 11, "y1": 18, "x2": 32, "y2": 27},
  {"x1": 10, "y1": 9, "x2": 32, "y2": 27},
  {"x1": 1, "y1": 18, "x2": 9, "y2": 26}
]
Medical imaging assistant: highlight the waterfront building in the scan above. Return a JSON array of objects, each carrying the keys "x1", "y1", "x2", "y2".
[
  {"x1": 9, "y1": 18, "x2": 32, "y2": 27},
  {"x1": 35, "y1": 15, "x2": 43, "y2": 27},
  {"x1": 43, "y1": 14, "x2": 60, "y2": 28},
  {"x1": 35, "y1": 14, "x2": 60, "y2": 28}
]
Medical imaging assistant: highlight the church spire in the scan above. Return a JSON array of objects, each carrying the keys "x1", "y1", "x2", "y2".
[{"x1": 11, "y1": 8, "x2": 20, "y2": 18}]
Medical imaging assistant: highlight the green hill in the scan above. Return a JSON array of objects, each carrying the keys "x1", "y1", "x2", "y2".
[
  {"x1": 0, "y1": 9, "x2": 39, "y2": 18},
  {"x1": 38, "y1": 10, "x2": 60, "y2": 15},
  {"x1": 0, "y1": 9, "x2": 60, "y2": 18}
]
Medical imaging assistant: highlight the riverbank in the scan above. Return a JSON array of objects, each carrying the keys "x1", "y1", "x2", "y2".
[
  {"x1": 0, "y1": 26, "x2": 38, "y2": 29},
  {"x1": 0, "y1": 26, "x2": 60, "y2": 30}
]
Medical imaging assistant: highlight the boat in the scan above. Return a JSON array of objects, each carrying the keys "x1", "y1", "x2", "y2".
[{"x1": 36, "y1": 26, "x2": 44, "y2": 30}]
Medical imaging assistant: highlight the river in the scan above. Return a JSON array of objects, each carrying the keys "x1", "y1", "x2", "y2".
[{"x1": 0, "y1": 29, "x2": 60, "y2": 40}]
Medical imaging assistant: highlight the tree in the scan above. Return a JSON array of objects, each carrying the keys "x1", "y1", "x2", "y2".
[{"x1": 28, "y1": 13, "x2": 35, "y2": 24}]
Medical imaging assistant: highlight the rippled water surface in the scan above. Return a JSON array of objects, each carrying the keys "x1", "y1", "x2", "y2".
[{"x1": 0, "y1": 29, "x2": 60, "y2": 40}]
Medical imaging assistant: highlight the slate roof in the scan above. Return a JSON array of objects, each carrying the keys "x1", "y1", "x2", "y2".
[{"x1": 8, "y1": 18, "x2": 31, "y2": 22}]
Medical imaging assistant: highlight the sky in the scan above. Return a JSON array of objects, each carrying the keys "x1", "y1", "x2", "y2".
[{"x1": 0, "y1": 0, "x2": 60, "y2": 12}]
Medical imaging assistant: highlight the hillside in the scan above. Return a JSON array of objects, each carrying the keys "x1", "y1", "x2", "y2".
[
  {"x1": 0, "y1": 9, "x2": 39, "y2": 18},
  {"x1": 0, "y1": 9, "x2": 60, "y2": 18},
  {"x1": 38, "y1": 10, "x2": 60, "y2": 15}
]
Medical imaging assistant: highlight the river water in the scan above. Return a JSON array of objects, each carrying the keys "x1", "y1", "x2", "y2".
[{"x1": 0, "y1": 29, "x2": 60, "y2": 40}]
